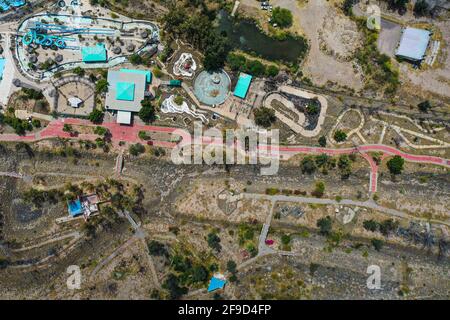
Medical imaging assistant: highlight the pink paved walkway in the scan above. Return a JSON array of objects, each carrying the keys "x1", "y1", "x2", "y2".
[{"x1": 1, "y1": 119, "x2": 448, "y2": 194}]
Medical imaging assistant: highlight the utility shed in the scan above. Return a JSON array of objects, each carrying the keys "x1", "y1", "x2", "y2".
[
  {"x1": 117, "y1": 110, "x2": 132, "y2": 125},
  {"x1": 395, "y1": 27, "x2": 431, "y2": 62}
]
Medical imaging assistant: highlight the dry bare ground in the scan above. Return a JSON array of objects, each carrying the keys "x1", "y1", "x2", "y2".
[
  {"x1": 297, "y1": 0, "x2": 364, "y2": 90},
  {"x1": 401, "y1": 20, "x2": 450, "y2": 99}
]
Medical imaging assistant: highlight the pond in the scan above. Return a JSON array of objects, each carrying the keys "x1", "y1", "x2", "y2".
[{"x1": 216, "y1": 10, "x2": 308, "y2": 64}]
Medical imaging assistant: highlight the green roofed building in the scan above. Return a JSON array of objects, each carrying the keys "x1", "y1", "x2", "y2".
[
  {"x1": 169, "y1": 79, "x2": 182, "y2": 87},
  {"x1": 81, "y1": 43, "x2": 107, "y2": 63},
  {"x1": 233, "y1": 73, "x2": 252, "y2": 99},
  {"x1": 120, "y1": 69, "x2": 152, "y2": 84},
  {"x1": 116, "y1": 82, "x2": 136, "y2": 101}
]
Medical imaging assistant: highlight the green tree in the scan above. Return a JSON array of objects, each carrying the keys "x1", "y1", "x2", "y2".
[
  {"x1": 315, "y1": 154, "x2": 329, "y2": 168},
  {"x1": 301, "y1": 156, "x2": 317, "y2": 174},
  {"x1": 371, "y1": 238, "x2": 384, "y2": 251},
  {"x1": 192, "y1": 265, "x2": 208, "y2": 283},
  {"x1": 139, "y1": 99, "x2": 156, "y2": 123},
  {"x1": 253, "y1": 107, "x2": 276, "y2": 128},
  {"x1": 281, "y1": 234, "x2": 291, "y2": 245},
  {"x1": 312, "y1": 181, "x2": 325, "y2": 198},
  {"x1": 203, "y1": 34, "x2": 230, "y2": 71},
  {"x1": 271, "y1": 7, "x2": 293, "y2": 28},
  {"x1": 417, "y1": 100, "x2": 431, "y2": 113},
  {"x1": 387, "y1": 155, "x2": 404, "y2": 175},
  {"x1": 162, "y1": 274, "x2": 188, "y2": 300},
  {"x1": 174, "y1": 95, "x2": 184, "y2": 106},
  {"x1": 363, "y1": 219, "x2": 379, "y2": 232},
  {"x1": 317, "y1": 216, "x2": 333, "y2": 236},
  {"x1": 227, "y1": 53, "x2": 247, "y2": 71},
  {"x1": 129, "y1": 53, "x2": 143, "y2": 65},
  {"x1": 342, "y1": 0, "x2": 354, "y2": 15},
  {"x1": 226, "y1": 260, "x2": 237, "y2": 274},
  {"x1": 95, "y1": 79, "x2": 109, "y2": 94},
  {"x1": 129, "y1": 143, "x2": 145, "y2": 156},
  {"x1": 138, "y1": 131, "x2": 150, "y2": 140},
  {"x1": 266, "y1": 65, "x2": 279, "y2": 77},
  {"x1": 379, "y1": 219, "x2": 399, "y2": 236},
  {"x1": 338, "y1": 155, "x2": 352, "y2": 179},
  {"x1": 73, "y1": 66, "x2": 85, "y2": 77},
  {"x1": 22, "y1": 88, "x2": 44, "y2": 100},
  {"x1": 94, "y1": 126, "x2": 107, "y2": 136},
  {"x1": 318, "y1": 135, "x2": 327, "y2": 147},
  {"x1": 148, "y1": 240, "x2": 168, "y2": 257},
  {"x1": 88, "y1": 108, "x2": 104, "y2": 124},
  {"x1": 32, "y1": 119, "x2": 41, "y2": 128},
  {"x1": 245, "y1": 59, "x2": 265, "y2": 77},
  {"x1": 334, "y1": 130, "x2": 347, "y2": 142},
  {"x1": 63, "y1": 124, "x2": 73, "y2": 133},
  {"x1": 414, "y1": 0, "x2": 429, "y2": 16},
  {"x1": 207, "y1": 232, "x2": 222, "y2": 252}
]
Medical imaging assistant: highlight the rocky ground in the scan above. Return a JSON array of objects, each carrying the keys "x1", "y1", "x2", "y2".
[{"x1": 0, "y1": 141, "x2": 448, "y2": 299}]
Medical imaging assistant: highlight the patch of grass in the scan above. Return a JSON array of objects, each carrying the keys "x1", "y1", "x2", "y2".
[{"x1": 265, "y1": 187, "x2": 280, "y2": 195}]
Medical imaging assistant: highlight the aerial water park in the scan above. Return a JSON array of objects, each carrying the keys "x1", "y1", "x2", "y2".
[
  {"x1": 21, "y1": 21, "x2": 116, "y2": 50},
  {"x1": 16, "y1": 13, "x2": 160, "y2": 79}
]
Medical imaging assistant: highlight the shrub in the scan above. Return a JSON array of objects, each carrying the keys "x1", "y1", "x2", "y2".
[
  {"x1": 254, "y1": 107, "x2": 276, "y2": 128},
  {"x1": 207, "y1": 232, "x2": 222, "y2": 252},
  {"x1": 371, "y1": 238, "x2": 384, "y2": 251},
  {"x1": 88, "y1": 108, "x2": 104, "y2": 124},
  {"x1": 129, "y1": 143, "x2": 145, "y2": 156},
  {"x1": 317, "y1": 216, "x2": 333, "y2": 236},
  {"x1": 301, "y1": 156, "x2": 317, "y2": 174},
  {"x1": 129, "y1": 53, "x2": 143, "y2": 65},
  {"x1": 95, "y1": 79, "x2": 109, "y2": 94},
  {"x1": 174, "y1": 95, "x2": 184, "y2": 106},
  {"x1": 226, "y1": 260, "x2": 237, "y2": 274},
  {"x1": 32, "y1": 119, "x2": 41, "y2": 128},
  {"x1": 138, "y1": 131, "x2": 150, "y2": 140},
  {"x1": 266, "y1": 65, "x2": 279, "y2": 77},
  {"x1": 363, "y1": 219, "x2": 379, "y2": 232},
  {"x1": 417, "y1": 100, "x2": 431, "y2": 113},
  {"x1": 281, "y1": 234, "x2": 291, "y2": 245},
  {"x1": 93, "y1": 126, "x2": 107, "y2": 136},
  {"x1": 379, "y1": 219, "x2": 399, "y2": 236},
  {"x1": 73, "y1": 66, "x2": 85, "y2": 77},
  {"x1": 271, "y1": 7, "x2": 293, "y2": 28},
  {"x1": 147, "y1": 240, "x2": 168, "y2": 257},
  {"x1": 318, "y1": 136, "x2": 327, "y2": 147},
  {"x1": 334, "y1": 130, "x2": 347, "y2": 142},
  {"x1": 414, "y1": 0, "x2": 428, "y2": 16},
  {"x1": 387, "y1": 155, "x2": 404, "y2": 175},
  {"x1": 312, "y1": 181, "x2": 325, "y2": 198},
  {"x1": 139, "y1": 99, "x2": 156, "y2": 123}
]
